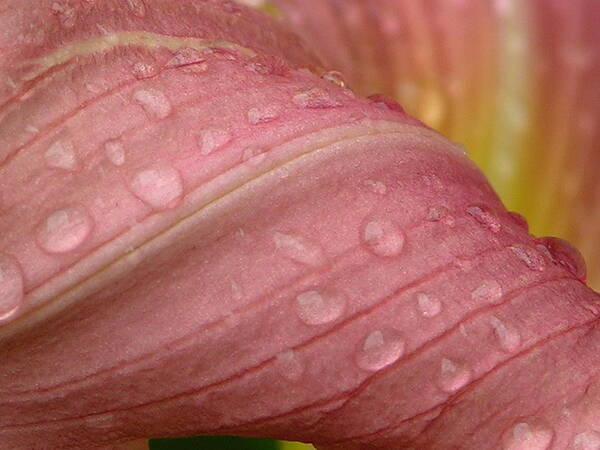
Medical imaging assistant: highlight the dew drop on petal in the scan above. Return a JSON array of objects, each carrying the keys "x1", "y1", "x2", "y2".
[
  {"x1": 363, "y1": 179, "x2": 387, "y2": 195},
  {"x1": 356, "y1": 329, "x2": 405, "y2": 371},
  {"x1": 471, "y1": 279, "x2": 503, "y2": 304},
  {"x1": 572, "y1": 430, "x2": 600, "y2": 450},
  {"x1": 273, "y1": 232, "x2": 326, "y2": 267},
  {"x1": 417, "y1": 292, "x2": 442, "y2": 318},
  {"x1": 367, "y1": 94, "x2": 406, "y2": 114},
  {"x1": 295, "y1": 289, "x2": 346, "y2": 325},
  {"x1": 197, "y1": 129, "x2": 231, "y2": 155},
  {"x1": 426, "y1": 205, "x2": 455, "y2": 226},
  {"x1": 104, "y1": 139, "x2": 125, "y2": 166},
  {"x1": 509, "y1": 244, "x2": 546, "y2": 271},
  {"x1": 293, "y1": 88, "x2": 342, "y2": 109},
  {"x1": 133, "y1": 88, "x2": 172, "y2": 119},
  {"x1": 247, "y1": 106, "x2": 279, "y2": 124},
  {"x1": 45, "y1": 139, "x2": 78, "y2": 171},
  {"x1": 362, "y1": 219, "x2": 405, "y2": 257},
  {"x1": 536, "y1": 236, "x2": 587, "y2": 281},
  {"x1": 36, "y1": 206, "x2": 93, "y2": 253},
  {"x1": 126, "y1": 0, "x2": 147, "y2": 17},
  {"x1": 130, "y1": 165, "x2": 184, "y2": 210},
  {"x1": 466, "y1": 205, "x2": 501, "y2": 233},
  {"x1": 321, "y1": 70, "x2": 346, "y2": 88},
  {"x1": 490, "y1": 316, "x2": 521, "y2": 352},
  {"x1": 438, "y1": 358, "x2": 471, "y2": 393},
  {"x1": 166, "y1": 48, "x2": 205, "y2": 68},
  {"x1": 275, "y1": 349, "x2": 304, "y2": 382},
  {"x1": 0, "y1": 254, "x2": 24, "y2": 322},
  {"x1": 132, "y1": 61, "x2": 159, "y2": 80},
  {"x1": 503, "y1": 422, "x2": 553, "y2": 450}
]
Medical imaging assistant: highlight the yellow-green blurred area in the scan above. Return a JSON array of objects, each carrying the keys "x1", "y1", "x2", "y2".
[{"x1": 149, "y1": 436, "x2": 314, "y2": 449}]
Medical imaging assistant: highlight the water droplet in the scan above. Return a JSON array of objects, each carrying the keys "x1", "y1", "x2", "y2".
[
  {"x1": 438, "y1": 358, "x2": 471, "y2": 393},
  {"x1": 292, "y1": 88, "x2": 342, "y2": 109},
  {"x1": 45, "y1": 139, "x2": 78, "y2": 171},
  {"x1": 247, "y1": 106, "x2": 279, "y2": 124},
  {"x1": 466, "y1": 205, "x2": 501, "y2": 233},
  {"x1": 509, "y1": 244, "x2": 546, "y2": 271},
  {"x1": 51, "y1": 2, "x2": 77, "y2": 28},
  {"x1": 362, "y1": 219, "x2": 405, "y2": 257},
  {"x1": 321, "y1": 70, "x2": 346, "y2": 88},
  {"x1": 356, "y1": 329, "x2": 405, "y2": 371},
  {"x1": 508, "y1": 211, "x2": 529, "y2": 231},
  {"x1": 295, "y1": 289, "x2": 346, "y2": 325},
  {"x1": 197, "y1": 129, "x2": 231, "y2": 155},
  {"x1": 273, "y1": 232, "x2": 326, "y2": 267},
  {"x1": 416, "y1": 292, "x2": 442, "y2": 318},
  {"x1": 275, "y1": 349, "x2": 304, "y2": 382},
  {"x1": 104, "y1": 139, "x2": 125, "y2": 166},
  {"x1": 126, "y1": 0, "x2": 147, "y2": 17},
  {"x1": 132, "y1": 61, "x2": 159, "y2": 80},
  {"x1": 536, "y1": 237, "x2": 586, "y2": 281},
  {"x1": 36, "y1": 206, "x2": 93, "y2": 253},
  {"x1": 422, "y1": 174, "x2": 444, "y2": 190},
  {"x1": 0, "y1": 254, "x2": 24, "y2": 322},
  {"x1": 363, "y1": 179, "x2": 387, "y2": 195},
  {"x1": 367, "y1": 94, "x2": 406, "y2": 114},
  {"x1": 130, "y1": 165, "x2": 183, "y2": 210},
  {"x1": 425, "y1": 205, "x2": 455, "y2": 226},
  {"x1": 490, "y1": 316, "x2": 521, "y2": 352},
  {"x1": 166, "y1": 48, "x2": 206, "y2": 69},
  {"x1": 572, "y1": 430, "x2": 600, "y2": 450},
  {"x1": 221, "y1": 0, "x2": 243, "y2": 14},
  {"x1": 471, "y1": 279, "x2": 503, "y2": 304},
  {"x1": 133, "y1": 88, "x2": 172, "y2": 119},
  {"x1": 503, "y1": 422, "x2": 553, "y2": 450}
]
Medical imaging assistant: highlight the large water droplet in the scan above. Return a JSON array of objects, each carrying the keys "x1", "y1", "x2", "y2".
[
  {"x1": 295, "y1": 289, "x2": 346, "y2": 325},
  {"x1": 471, "y1": 279, "x2": 503, "y2": 304},
  {"x1": 363, "y1": 179, "x2": 387, "y2": 195},
  {"x1": 275, "y1": 349, "x2": 304, "y2": 382},
  {"x1": 36, "y1": 206, "x2": 93, "y2": 253},
  {"x1": 292, "y1": 88, "x2": 342, "y2": 109},
  {"x1": 509, "y1": 244, "x2": 546, "y2": 271},
  {"x1": 273, "y1": 232, "x2": 326, "y2": 267},
  {"x1": 197, "y1": 129, "x2": 231, "y2": 155},
  {"x1": 362, "y1": 219, "x2": 405, "y2": 257},
  {"x1": 247, "y1": 106, "x2": 279, "y2": 124},
  {"x1": 0, "y1": 254, "x2": 24, "y2": 322},
  {"x1": 133, "y1": 88, "x2": 172, "y2": 119},
  {"x1": 536, "y1": 236, "x2": 587, "y2": 281},
  {"x1": 490, "y1": 316, "x2": 521, "y2": 352},
  {"x1": 321, "y1": 70, "x2": 347, "y2": 88},
  {"x1": 126, "y1": 0, "x2": 147, "y2": 17},
  {"x1": 356, "y1": 329, "x2": 405, "y2": 371},
  {"x1": 438, "y1": 358, "x2": 471, "y2": 393},
  {"x1": 503, "y1": 422, "x2": 553, "y2": 450},
  {"x1": 132, "y1": 61, "x2": 159, "y2": 80},
  {"x1": 104, "y1": 139, "x2": 125, "y2": 166},
  {"x1": 572, "y1": 430, "x2": 600, "y2": 450},
  {"x1": 130, "y1": 165, "x2": 183, "y2": 210},
  {"x1": 466, "y1": 205, "x2": 501, "y2": 233},
  {"x1": 367, "y1": 94, "x2": 406, "y2": 114},
  {"x1": 45, "y1": 139, "x2": 78, "y2": 171},
  {"x1": 417, "y1": 292, "x2": 442, "y2": 318}
]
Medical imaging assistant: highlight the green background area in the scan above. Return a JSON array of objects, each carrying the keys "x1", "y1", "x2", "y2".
[{"x1": 150, "y1": 436, "x2": 313, "y2": 450}]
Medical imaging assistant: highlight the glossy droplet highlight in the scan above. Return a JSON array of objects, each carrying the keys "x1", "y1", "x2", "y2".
[
  {"x1": 438, "y1": 359, "x2": 471, "y2": 393},
  {"x1": 104, "y1": 139, "x2": 125, "y2": 166},
  {"x1": 426, "y1": 205, "x2": 456, "y2": 226},
  {"x1": 367, "y1": 94, "x2": 406, "y2": 114},
  {"x1": 295, "y1": 289, "x2": 345, "y2": 325},
  {"x1": 466, "y1": 205, "x2": 501, "y2": 233},
  {"x1": 247, "y1": 106, "x2": 279, "y2": 124},
  {"x1": 166, "y1": 48, "x2": 206, "y2": 69},
  {"x1": 417, "y1": 292, "x2": 442, "y2": 318},
  {"x1": 362, "y1": 219, "x2": 405, "y2": 257},
  {"x1": 356, "y1": 329, "x2": 405, "y2": 371},
  {"x1": 133, "y1": 88, "x2": 172, "y2": 119},
  {"x1": 490, "y1": 316, "x2": 521, "y2": 352},
  {"x1": 36, "y1": 206, "x2": 93, "y2": 253},
  {"x1": 130, "y1": 165, "x2": 183, "y2": 210},
  {"x1": 503, "y1": 422, "x2": 553, "y2": 450},
  {"x1": 275, "y1": 349, "x2": 304, "y2": 382},
  {"x1": 471, "y1": 279, "x2": 503, "y2": 304},
  {"x1": 321, "y1": 70, "x2": 347, "y2": 88},
  {"x1": 197, "y1": 129, "x2": 231, "y2": 155},
  {"x1": 126, "y1": 0, "x2": 147, "y2": 17},
  {"x1": 273, "y1": 232, "x2": 326, "y2": 267},
  {"x1": 510, "y1": 244, "x2": 546, "y2": 271},
  {"x1": 293, "y1": 88, "x2": 342, "y2": 109},
  {"x1": 572, "y1": 430, "x2": 600, "y2": 450},
  {"x1": 0, "y1": 254, "x2": 24, "y2": 322},
  {"x1": 536, "y1": 236, "x2": 587, "y2": 281},
  {"x1": 132, "y1": 62, "x2": 159, "y2": 80},
  {"x1": 363, "y1": 179, "x2": 387, "y2": 195},
  {"x1": 45, "y1": 139, "x2": 78, "y2": 170}
]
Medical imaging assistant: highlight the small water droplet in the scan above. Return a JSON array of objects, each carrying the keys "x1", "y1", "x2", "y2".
[
  {"x1": 416, "y1": 292, "x2": 442, "y2": 318},
  {"x1": 438, "y1": 358, "x2": 471, "y2": 393},
  {"x1": 45, "y1": 139, "x2": 78, "y2": 171},
  {"x1": 362, "y1": 219, "x2": 405, "y2": 257},
  {"x1": 367, "y1": 94, "x2": 406, "y2": 114},
  {"x1": 426, "y1": 205, "x2": 456, "y2": 226},
  {"x1": 466, "y1": 205, "x2": 501, "y2": 233},
  {"x1": 130, "y1": 165, "x2": 183, "y2": 210},
  {"x1": 36, "y1": 206, "x2": 93, "y2": 253},
  {"x1": 126, "y1": 0, "x2": 147, "y2": 17},
  {"x1": 572, "y1": 430, "x2": 600, "y2": 450},
  {"x1": 51, "y1": 2, "x2": 77, "y2": 28},
  {"x1": 295, "y1": 289, "x2": 345, "y2": 325},
  {"x1": 0, "y1": 254, "x2": 24, "y2": 322},
  {"x1": 221, "y1": 0, "x2": 243, "y2": 14},
  {"x1": 273, "y1": 232, "x2": 326, "y2": 267},
  {"x1": 321, "y1": 70, "x2": 346, "y2": 88},
  {"x1": 292, "y1": 88, "x2": 342, "y2": 109},
  {"x1": 104, "y1": 139, "x2": 125, "y2": 166},
  {"x1": 356, "y1": 329, "x2": 405, "y2": 371},
  {"x1": 197, "y1": 129, "x2": 231, "y2": 155},
  {"x1": 247, "y1": 106, "x2": 279, "y2": 124},
  {"x1": 471, "y1": 279, "x2": 503, "y2": 304},
  {"x1": 133, "y1": 88, "x2": 172, "y2": 119},
  {"x1": 503, "y1": 422, "x2": 553, "y2": 450},
  {"x1": 166, "y1": 48, "x2": 206, "y2": 69},
  {"x1": 132, "y1": 61, "x2": 159, "y2": 80},
  {"x1": 275, "y1": 349, "x2": 304, "y2": 382},
  {"x1": 422, "y1": 174, "x2": 444, "y2": 190},
  {"x1": 363, "y1": 179, "x2": 387, "y2": 195},
  {"x1": 536, "y1": 237, "x2": 586, "y2": 281},
  {"x1": 509, "y1": 244, "x2": 546, "y2": 271},
  {"x1": 490, "y1": 316, "x2": 521, "y2": 352}
]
